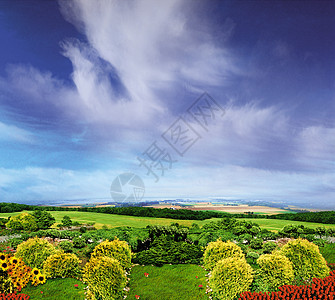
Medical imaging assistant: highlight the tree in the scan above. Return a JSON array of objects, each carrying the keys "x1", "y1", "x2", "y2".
[
  {"x1": 61, "y1": 215, "x2": 73, "y2": 227},
  {"x1": 32, "y1": 210, "x2": 55, "y2": 229}
]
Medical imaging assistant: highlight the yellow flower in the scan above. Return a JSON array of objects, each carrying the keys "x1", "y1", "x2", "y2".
[
  {"x1": 1, "y1": 261, "x2": 9, "y2": 271},
  {"x1": 32, "y1": 268, "x2": 40, "y2": 276},
  {"x1": 0, "y1": 253, "x2": 6, "y2": 261},
  {"x1": 37, "y1": 274, "x2": 46, "y2": 285},
  {"x1": 9, "y1": 257, "x2": 19, "y2": 265}
]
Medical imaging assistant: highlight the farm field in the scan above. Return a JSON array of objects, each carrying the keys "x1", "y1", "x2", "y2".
[
  {"x1": 146, "y1": 203, "x2": 292, "y2": 215},
  {"x1": 1, "y1": 211, "x2": 335, "y2": 231}
]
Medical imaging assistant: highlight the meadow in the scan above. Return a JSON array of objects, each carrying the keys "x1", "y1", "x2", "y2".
[{"x1": 1, "y1": 211, "x2": 335, "y2": 231}]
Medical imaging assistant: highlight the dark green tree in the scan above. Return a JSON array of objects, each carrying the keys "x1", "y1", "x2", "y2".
[
  {"x1": 32, "y1": 210, "x2": 56, "y2": 229},
  {"x1": 61, "y1": 215, "x2": 73, "y2": 227}
]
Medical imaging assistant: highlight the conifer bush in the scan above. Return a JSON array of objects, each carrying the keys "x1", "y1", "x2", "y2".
[
  {"x1": 279, "y1": 238, "x2": 329, "y2": 280},
  {"x1": 43, "y1": 252, "x2": 81, "y2": 278},
  {"x1": 83, "y1": 256, "x2": 127, "y2": 300},
  {"x1": 15, "y1": 237, "x2": 57, "y2": 269},
  {"x1": 90, "y1": 238, "x2": 132, "y2": 269},
  {"x1": 209, "y1": 257, "x2": 253, "y2": 300},
  {"x1": 203, "y1": 239, "x2": 244, "y2": 270},
  {"x1": 257, "y1": 253, "x2": 294, "y2": 291}
]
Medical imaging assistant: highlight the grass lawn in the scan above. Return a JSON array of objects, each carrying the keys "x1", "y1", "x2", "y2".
[
  {"x1": 320, "y1": 243, "x2": 335, "y2": 263},
  {"x1": 22, "y1": 278, "x2": 85, "y2": 300},
  {"x1": 0, "y1": 211, "x2": 219, "y2": 229},
  {"x1": 128, "y1": 264, "x2": 208, "y2": 300},
  {"x1": 240, "y1": 218, "x2": 335, "y2": 232}
]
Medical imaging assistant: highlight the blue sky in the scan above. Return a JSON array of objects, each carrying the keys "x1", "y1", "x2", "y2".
[{"x1": 0, "y1": 0, "x2": 334, "y2": 208}]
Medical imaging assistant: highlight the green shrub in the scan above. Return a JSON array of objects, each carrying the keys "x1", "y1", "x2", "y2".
[
  {"x1": 59, "y1": 240, "x2": 74, "y2": 253},
  {"x1": 246, "y1": 251, "x2": 259, "y2": 264},
  {"x1": 73, "y1": 237, "x2": 86, "y2": 249},
  {"x1": 209, "y1": 257, "x2": 253, "y2": 300},
  {"x1": 43, "y1": 252, "x2": 81, "y2": 279},
  {"x1": 250, "y1": 238, "x2": 263, "y2": 250},
  {"x1": 6, "y1": 213, "x2": 38, "y2": 232},
  {"x1": 15, "y1": 237, "x2": 57, "y2": 269},
  {"x1": 279, "y1": 238, "x2": 329, "y2": 280},
  {"x1": 203, "y1": 239, "x2": 244, "y2": 270},
  {"x1": 262, "y1": 241, "x2": 277, "y2": 254},
  {"x1": 83, "y1": 256, "x2": 127, "y2": 300},
  {"x1": 91, "y1": 239, "x2": 132, "y2": 269},
  {"x1": 133, "y1": 236, "x2": 203, "y2": 266},
  {"x1": 257, "y1": 253, "x2": 294, "y2": 291}
]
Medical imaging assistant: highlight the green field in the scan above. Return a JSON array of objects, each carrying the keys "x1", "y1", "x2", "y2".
[
  {"x1": 0, "y1": 211, "x2": 219, "y2": 229},
  {"x1": 1, "y1": 211, "x2": 335, "y2": 231},
  {"x1": 240, "y1": 218, "x2": 335, "y2": 231}
]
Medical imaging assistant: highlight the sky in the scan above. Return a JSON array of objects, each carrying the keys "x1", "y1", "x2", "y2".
[{"x1": 0, "y1": 0, "x2": 334, "y2": 208}]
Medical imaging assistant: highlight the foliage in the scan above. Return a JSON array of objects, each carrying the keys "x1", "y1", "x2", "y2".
[
  {"x1": 72, "y1": 237, "x2": 86, "y2": 249},
  {"x1": 256, "y1": 253, "x2": 294, "y2": 291},
  {"x1": 90, "y1": 239, "x2": 132, "y2": 269},
  {"x1": 246, "y1": 252, "x2": 259, "y2": 264},
  {"x1": 133, "y1": 236, "x2": 203, "y2": 266},
  {"x1": 279, "y1": 238, "x2": 330, "y2": 280},
  {"x1": 6, "y1": 213, "x2": 38, "y2": 232},
  {"x1": 15, "y1": 237, "x2": 57, "y2": 269},
  {"x1": 83, "y1": 256, "x2": 127, "y2": 300},
  {"x1": 31, "y1": 210, "x2": 55, "y2": 230},
  {"x1": 59, "y1": 241, "x2": 73, "y2": 253},
  {"x1": 203, "y1": 239, "x2": 244, "y2": 270},
  {"x1": 249, "y1": 238, "x2": 263, "y2": 250},
  {"x1": 262, "y1": 241, "x2": 277, "y2": 254},
  {"x1": 43, "y1": 252, "x2": 81, "y2": 279},
  {"x1": 148, "y1": 225, "x2": 188, "y2": 242},
  {"x1": 61, "y1": 216, "x2": 73, "y2": 227},
  {"x1": 239, "y1": 270, "x2": 335, "y2": 300},
  {"x1": 209, "y1": 257, "x2": 253, "y2": 300}
]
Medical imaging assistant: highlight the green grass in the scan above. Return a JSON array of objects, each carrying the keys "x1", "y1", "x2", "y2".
[
  {"x1": 128, "y1": 264, "x2": 208, "y2": 300},
  {"x1": 22, "y1": 278, "x2": 85, "y2": 300},
  {"x1": 0, "y1": 211, "x2": 219, "y2": 229},
  {"x1": 240, "y1": 218, "x2": 335, "y2": 232},
  {"x1": 320, "y1": 243, "x2": 335, "y2": 263}
]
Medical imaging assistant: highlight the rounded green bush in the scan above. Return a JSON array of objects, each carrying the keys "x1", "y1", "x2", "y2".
[
  {"x1": 279, "y1": 238, "x2": 329, "y2": 280},
  {"x1": 209, "y1": 257, "x2": 253, "y2": 300},
  {"x1": 59, "y1": 240, "x2": 74, "y2": 253},
  {"x1": 257, "y1": 253, "x2": 294, "y2": 290},
  {"x1": 15, "y1": 237, "x2": 57, "y2": 269},
  {"x1": 83, "y1": 256, "x2": 127, "y2": 300},
  {"x1": 203, "y1": 239, "x2": 244, "y2": 270},
  {"x1": 43, "y1": 251, "x2": 81, "y2": 278},
  {"x1": 91, "y1": 239, "x2": 132, "y2": 269}
]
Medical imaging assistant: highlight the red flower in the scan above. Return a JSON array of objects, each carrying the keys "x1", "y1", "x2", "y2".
[
  {"x1": 198, "y1": 284, "x2": 203, "y2": 288},
  {"x1": 195, "y1": 276, "x2": 198, "y2": 279},
  {"x1": 144, "y1": 272, "x2": 149, "y2": 277},
  {"x1": 41, "y1": 291, "x2": 43, "y2": 294},
  {"x1": 74, "y1": 284, "x2": 79, "y2": 288},
  {"x1": 135, "y1": 295, "x2": 140, "y2": 299}
]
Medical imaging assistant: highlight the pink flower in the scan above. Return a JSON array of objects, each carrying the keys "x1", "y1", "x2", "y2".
[
  {"x1": 74, "y1": 284, "x2": 79, "y2": 288},
  {"x1": 135, "y1": 295, "x2": 140, "y2": 299},
  {"x1": 198, "y1": 284, "x2": 203, "y2": 288}
]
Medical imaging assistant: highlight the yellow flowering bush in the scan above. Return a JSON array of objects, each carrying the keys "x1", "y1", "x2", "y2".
[
  {"x1": 83, "y1": 256, "x2": 127, "y2": 300},
  {"x1": 15, "y1": 237, "x2": 57, "y2": 269},
  {"x1": 203, "y1": 239, "x2": 244, "y2": 270},
  {"x1": 90, "y1": 238, "x2": 132, "y2": 269},
  {"x1": 209, "y1": 257, "x2": 254, "y2": 300},
  {"x1": 43, "y1": 251, "x2": 81, "y2": 279}
]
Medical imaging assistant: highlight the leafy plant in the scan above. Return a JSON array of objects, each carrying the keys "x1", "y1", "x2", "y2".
[
  {"x1": 43, "y1": 252, "x2": 81, "y2": 279},
  {"x1": 203, "y1": 239, "x2": 244, "y2": 270},
  {"x1": 83, "y1": 256, "x2": 127, "y2": 300},
  {"x1": 59, "y1": 241, "x2": 74, "y2": 253},
  {"x1": 15, "y1": 237, "x2": 57, "y2": 269},
  {"x1": 209, "y1": 257, "x2": 253, "y2": 300}
]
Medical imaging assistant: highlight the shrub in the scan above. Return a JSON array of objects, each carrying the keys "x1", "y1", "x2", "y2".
[
  {"x1": 91, "y1": 239, "x2": 132, "y2": 269},
  {"x1": 262, "y1": 241, "x2": 277, "y2": 254},
  {"x1": 6, "y1": 213, "x2": 38, "y2": 232},
  {"x1": 59, "y1": 240, "x2": 73, "y2": 253},
  {"x1": 203, "y1": 239, "x2": 244, "y2": 270},
  {"x1": 246, "y1": 251, "x2": 259, "y2": 264},
  {"x1": 43, "y1": 252, "x2": 81, "y2": 278},
  {"x1": 279, "y1": 238, "x2": 329, "y2": 280},
  {"x1": 250, "y1": 238, "x2": 263, "y2": 250},
  {"x1": 15, "y1": 237, "x2": 57, "y2": 269},
  {"x1": 209, "y1": 257, "x2": 253, "y2": 300},
  {"x1": 72, "y1": 237, "x2": 86, "y2": 249},
  {"x1": 257, "y1": 253, "x2": 294, "y2": 291},
  {"x1": 133, "y1": 236, "x2": 203, "y2": 266},
  {"x1": 83, "y1": 256, "x2": 127, "y2": 300}
]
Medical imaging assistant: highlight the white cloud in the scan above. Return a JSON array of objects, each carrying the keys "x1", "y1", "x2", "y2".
[{"x1": 0, "y1": 121, "x2": 36, "y2": 144}]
